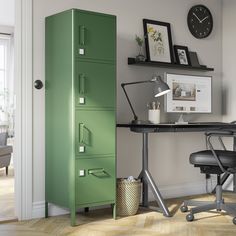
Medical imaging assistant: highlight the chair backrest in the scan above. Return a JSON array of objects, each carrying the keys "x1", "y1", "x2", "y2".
[{"x1": 0, "y1": 132, "x2": 7, "y2": 146}]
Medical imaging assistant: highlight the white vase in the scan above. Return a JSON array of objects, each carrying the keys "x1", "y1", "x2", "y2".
[{"x1": 148, "y1": 109, "x2": 160, "y2": 124}]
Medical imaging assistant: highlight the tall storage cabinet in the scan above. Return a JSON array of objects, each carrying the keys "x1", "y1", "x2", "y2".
[{"x1": 45, "y1": 9, "x2": 116, "y2": 226}]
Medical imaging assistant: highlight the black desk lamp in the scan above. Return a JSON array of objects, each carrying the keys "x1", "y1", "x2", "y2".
[{"x1": 121, "y1": 75, "x2": 170, "y2": 124}]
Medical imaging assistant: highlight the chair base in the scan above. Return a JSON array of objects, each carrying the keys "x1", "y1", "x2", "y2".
[{"x1": 181, "y1": 185, "x2": 236, "y2": 225}]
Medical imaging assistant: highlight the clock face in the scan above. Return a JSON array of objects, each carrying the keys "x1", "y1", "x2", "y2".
[{"x1": 187, "y1": 5, "x2": 213, "y2": 39}]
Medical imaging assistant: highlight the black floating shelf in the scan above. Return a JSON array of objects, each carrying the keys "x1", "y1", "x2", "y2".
[{"x1": 128, "y1": 58, "x2": 214, "y2": 72}]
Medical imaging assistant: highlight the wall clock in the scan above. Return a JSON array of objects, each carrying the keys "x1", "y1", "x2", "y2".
[{"x1": 187, "y1": 5, "x2": 213, "y2": 39}]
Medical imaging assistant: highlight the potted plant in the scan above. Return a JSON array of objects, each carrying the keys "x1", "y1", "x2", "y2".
[{"x1": 135, "y1": 35, "x2": 146, "y2": 62}]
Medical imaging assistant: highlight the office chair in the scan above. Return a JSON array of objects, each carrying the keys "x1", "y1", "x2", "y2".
[{"x1": 180, "y1": 129, "x2": 236, "y2": 225}]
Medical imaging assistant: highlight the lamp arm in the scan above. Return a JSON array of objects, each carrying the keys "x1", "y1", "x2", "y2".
[
  {"x1": 121, "y1": 80, "x2": 153, "y2": 86},
  {"x1": 121, "y1": 80, "x2": 154, "y2": 121},
  {"x1": 121, "y1": 83, "x2": 138, "y2": 121}
]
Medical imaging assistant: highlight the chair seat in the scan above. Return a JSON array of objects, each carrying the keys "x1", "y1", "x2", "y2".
[
  {"x1": 0, "y1": 145, "x2": 13, "y2": 156},
  {"x1": 190, "y1": 150, "x2": 236, "y2": 168}
]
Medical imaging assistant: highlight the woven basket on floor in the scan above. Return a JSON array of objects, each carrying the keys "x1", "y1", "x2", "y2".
[{"x1": 116, "y1": 178, "x2": 141, "y2": 216}]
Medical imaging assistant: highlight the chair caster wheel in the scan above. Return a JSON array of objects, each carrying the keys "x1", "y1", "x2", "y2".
[
  {"x1": 186, "y1": 213, "x2": 194, "y2": 222},
  {"x1": 233, "y1": 217, "x2": 236, "y2": 225},
  {"x1": 180, "y1": 205, "x2": 188, "y2": 212}
]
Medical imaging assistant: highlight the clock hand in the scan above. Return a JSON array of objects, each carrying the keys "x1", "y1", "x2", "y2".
[
  {"x1": 200, "y1": 16, "x2": 209, "y2": 23},
  {"x1": 193, "y1": 13, "x2": 201, "y2": 22}
]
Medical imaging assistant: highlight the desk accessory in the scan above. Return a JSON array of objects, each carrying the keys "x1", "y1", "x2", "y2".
[
  {"x1": 121, "y1": 75, "x2": 170, "y2": 124},
  {"x1": 147, "y1": 101, "x2": 160, "y2": 124}
]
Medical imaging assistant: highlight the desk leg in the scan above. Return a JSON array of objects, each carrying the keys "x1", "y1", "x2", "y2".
[
  {"x1": 144, "y1": 170, "x2": 171, "y2": 217},
  {"x1": 141, "y1": 133, "x2": 171, "y2": 217},
  {"x1": 142, "y1": 133, "x2": 149, "y2": 207}
]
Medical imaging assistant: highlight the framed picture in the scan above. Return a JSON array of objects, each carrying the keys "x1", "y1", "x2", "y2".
[
  {"x1": 189, "y1": 51, "x2": 200, "y2": 67},
  {"x1": 174, "y1": 45, "x2": 191, "y2": 66},
  {"x1": 143, "y1": 19, "x2": 174, "y2": 63}
]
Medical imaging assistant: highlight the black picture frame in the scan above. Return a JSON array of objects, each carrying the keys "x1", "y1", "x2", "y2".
[
  {"x1": 174, "y1": 45, "x2": 191, "y2": 66},
  {"x1": 189, "y1": 51, "x2": 200, "y2": 67},
  {"x1": 143, "y1": 19, "x2": 174, "y2": 64}
]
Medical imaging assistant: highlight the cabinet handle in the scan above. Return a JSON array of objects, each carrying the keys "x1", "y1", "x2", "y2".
[
  {"x1": 79, "y1": 123, "x2": 85, "y2": 144},
  {"x1": 79, "y1": 74, "x2": 85, "y2": 94},
  {"x1": 79, "y1": 25, "x2": 86, "y2": 45},
  {"x1": 88, "y1": 168, "x2": 109, "y2": 178}
]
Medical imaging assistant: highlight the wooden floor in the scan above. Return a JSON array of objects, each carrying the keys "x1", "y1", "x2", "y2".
[
  {"x1": 0, "y1": 166, "x2": 16, "y2": 222},
  {"x1": 0, "y1": 192, "x2": 236, "y2": 235}
]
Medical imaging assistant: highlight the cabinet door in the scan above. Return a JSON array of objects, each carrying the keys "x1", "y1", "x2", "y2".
[
  {"x1": 75, "y1": 110, "x2": 115, "y2": 157},
  {"x1": 75, "y1": 61, "x2": 115, "y2": 108},
  {"x1": 74, "y1": 10, "x2": 116, "y2": 61},
  {"x1": 76, "y1": 157, "x2": 115, "y2": 206}
]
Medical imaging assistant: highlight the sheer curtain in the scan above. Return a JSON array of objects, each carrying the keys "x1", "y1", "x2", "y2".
[{"x1": 0, "y1": 33, "x2": 14, "y2": 135}]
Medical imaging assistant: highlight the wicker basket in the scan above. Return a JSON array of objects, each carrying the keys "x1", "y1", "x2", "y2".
[{"x1": 116, "y1": 178, "x2": 141, "y2": 216}]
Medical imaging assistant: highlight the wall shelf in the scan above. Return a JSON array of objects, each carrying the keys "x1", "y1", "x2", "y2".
[{"x1": 128, "y1": 58, "x2": 214, "y2": 72}]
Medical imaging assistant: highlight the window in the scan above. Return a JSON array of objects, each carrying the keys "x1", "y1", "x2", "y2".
[{"x1": 0, "y1": 34, "x2": 14, "y2": 128}]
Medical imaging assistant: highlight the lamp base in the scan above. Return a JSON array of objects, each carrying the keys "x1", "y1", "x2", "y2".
[{"x1": 131, "y1": 119, "x2": 152, "y2": 125}]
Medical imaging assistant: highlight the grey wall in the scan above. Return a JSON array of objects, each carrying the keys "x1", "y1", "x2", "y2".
[
  {"x1": 222, "y1": 0, "x2": 236, "y2": 122},
  {"x1": 222, "y1": 0, "x2": 236, "y2": 190},
  {"x1": 33, "y1": 0, "x2": 223, "y2": 203}
]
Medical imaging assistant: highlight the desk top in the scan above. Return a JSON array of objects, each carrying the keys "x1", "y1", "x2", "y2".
[{"x1": 117, "y1": 122, "x2": 236, "y2": 133}]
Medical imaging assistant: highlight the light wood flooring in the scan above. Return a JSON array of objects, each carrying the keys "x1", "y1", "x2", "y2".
[
  {"x1": 0, "y1": 166, "x2": 16, "y2": 222},
  {"x1": 0, "y1": 192, "x2": 236, "y2": 235}
]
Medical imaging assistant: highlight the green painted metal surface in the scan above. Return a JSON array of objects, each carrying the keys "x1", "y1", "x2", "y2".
[
  {"x1": 45, "y1": 9, "x2": 116, "y2": 226},
  {"x1": 75, "y1": 60, "x2": 115, "y2": 108},
  {"x1": 76, "y1": 157, "x2": 115, "y2": 206},
  {"x1": 75, "y1": 110, "x2": 115, "y2": 157},
  {"x1": 45, "y1": 10, "x2": 74, "y2": 208},
  {"x1": 74, "y1": 10, "x2": 116, "y2": 61}
]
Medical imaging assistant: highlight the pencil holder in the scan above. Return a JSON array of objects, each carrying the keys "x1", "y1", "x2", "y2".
[{"x1": 148, "y1": 109, "x2": 160, "y2": 124}]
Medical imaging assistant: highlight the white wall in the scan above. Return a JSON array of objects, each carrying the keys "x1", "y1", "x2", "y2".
[
  {"x1": 0, "y1": 0, "x2": 14, "y2": 27},
  {"x1": 33, "y1": 0, "x2": 223, "y2": 207}
]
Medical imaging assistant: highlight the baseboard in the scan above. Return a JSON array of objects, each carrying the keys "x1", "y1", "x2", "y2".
[
  {"x1": 32, "y1": 202, "x2": 69, "y2": 219},
  {"x1": 148, "y1": 180, "x2": 215, "y2": 201},
  {"x1": 32, "y1": 202, "x2": 110, "y2": 219},
  {"x1": 32, "y1": 180, "x2": 214, "y2": 219}
]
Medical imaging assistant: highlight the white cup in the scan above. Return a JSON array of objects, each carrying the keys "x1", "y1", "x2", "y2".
[{"x1": 148, "y1": 109, "x2": 160, "y2": 124}]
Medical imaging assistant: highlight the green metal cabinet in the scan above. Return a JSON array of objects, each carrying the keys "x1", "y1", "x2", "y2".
[
  {"x1": 45, "y1": 9, "x2": 116, "y2": 226},
  {"x1": 75, "y1": 110, "x2": 115, "y2": 156},
  {"x1": 74, "y1": 11, "x2": 116, "y2": 60},
  {"x1": 76, "y1": 157, "x2": 115, "y2": 206},
  {"x1": 75, "y1": 61, "x2": 116, "y2": 108}
]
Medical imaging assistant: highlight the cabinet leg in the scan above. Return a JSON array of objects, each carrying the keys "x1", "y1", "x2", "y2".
[
  {"x1": 45, "y1": 202, "x2": 48, "y2": 218},
  {"x1": 112, "y1": 203, "x2": 116, "y2": 220},
  {"x1": 84, "y1": 207, "x2": 89, "y2": 213},
  {"x1": 70, "y1": 210, "x2": 77, "y2": 226}
]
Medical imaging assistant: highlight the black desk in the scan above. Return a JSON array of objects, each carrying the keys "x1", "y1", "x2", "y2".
[{"x1": 117, "y1": 122, "x2": 236, "y2": 217}]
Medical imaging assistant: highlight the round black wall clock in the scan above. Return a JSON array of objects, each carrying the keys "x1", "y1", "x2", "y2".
[{"x1": 187, "y1": 5, "x2": 213, "y2": 39}]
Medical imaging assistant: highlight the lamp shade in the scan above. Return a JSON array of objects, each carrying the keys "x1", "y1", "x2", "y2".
[{"x1": 152, "y1": 75, "x2": 171, "y2": 97}]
